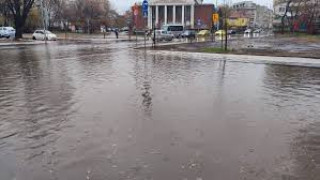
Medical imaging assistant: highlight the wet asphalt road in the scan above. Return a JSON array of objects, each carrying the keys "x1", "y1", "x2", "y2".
[{"x1": 0, "y1": 40, "x2": 320, "y2": 180}]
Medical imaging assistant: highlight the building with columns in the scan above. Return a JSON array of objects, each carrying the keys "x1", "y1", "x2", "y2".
[
  {"x1": 134, "y1": 0, "x2": 215, "y2": 30},
  {"x1": 148, "y1": 0, "x2": 196, "y2": 29}
]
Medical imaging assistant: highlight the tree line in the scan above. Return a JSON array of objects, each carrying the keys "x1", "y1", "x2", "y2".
[
  {"x1": 0, "y1": 0, "x2": 129, "y2": 39},
  {"x1": 277, "y1": 0, "x2": 320, "y2": 33}
]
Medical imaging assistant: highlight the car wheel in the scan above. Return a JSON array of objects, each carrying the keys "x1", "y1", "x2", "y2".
[{"x1": 32, "y1": 36, "x2": 36, "y2": 40}]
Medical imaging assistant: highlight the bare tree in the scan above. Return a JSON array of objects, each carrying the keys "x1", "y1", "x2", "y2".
[
  {"x1": 68, "y1": 0, "x2": 110, "y2": 33},
  {"x1": 279, "y1": 0, "x2": 320, "y2": 33},
  {"x1": 301, "y1": 0, "x2": 320, "y2": 33},
  {"x1": 0, "y1": 0, "x2": 11, "y2": 26},
  {"x1": 5, "y1": 0, "x2": 35, "y2": 39}
]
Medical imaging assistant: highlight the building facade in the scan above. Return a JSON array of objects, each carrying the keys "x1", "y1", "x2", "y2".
[
  {"x1": 231, "y1": 1, "x2": 273, "y2": 29},
  {"x1": 134, "y1": 0, "x2": 214, "y2": 30}
]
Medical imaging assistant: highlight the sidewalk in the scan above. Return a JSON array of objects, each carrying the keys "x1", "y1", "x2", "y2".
[
  {"x1": 147, "y1": 35, "x2": 320, "y2": 59},
  {"x1": 0, "y1": 40, "x2": 45, "y2": 47},
  {"x1": 22, "y1": 33, "x2": 148, "y2": 42},
  {"x1": 0, "y1": 33, "x2": 147, "y2": 47},
  {"x1": 148, "y1": 50, "x2": 320, "y2": 68}
]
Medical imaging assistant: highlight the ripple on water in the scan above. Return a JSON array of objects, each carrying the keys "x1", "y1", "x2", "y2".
[{"x1": 0, "y1": 43, "x2": 320, "y2": 180}]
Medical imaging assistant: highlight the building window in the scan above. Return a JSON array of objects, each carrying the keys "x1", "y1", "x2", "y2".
[
  {"x1": 167, "y1": 6, "x2": 173, "y2": 24},
  {"x1": 159, "y1": 6, "x2": 165, "y2": 26},
  {"x1": 185, "y1": 6, "x2": 191, "y2": 26},
  {"x1": 176, "y1": 6, "x2": 182, "y2": 24}
]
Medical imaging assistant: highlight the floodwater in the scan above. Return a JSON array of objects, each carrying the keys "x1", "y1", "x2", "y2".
[{"x1": 0, "y1": 41, "x2": 320, "y2": 180}]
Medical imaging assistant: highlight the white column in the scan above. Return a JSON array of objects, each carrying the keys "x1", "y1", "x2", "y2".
[
  {"x1": 182, "y1": 5, "x2": 185, "y2": 26},
  {"x1": 164, "y1": 5, "x2": 167, "y2": 25},
  {"x1": 173, "y1": 5, "x2": 176, "y2": 24},
  {"x1": 191, "y1": 5, "x2": 194, "y2": 28},
  {"x1": 155, "y1": 6, "x2": 159, "y2": 27},
  {"x1": 148, "y1": 6, "x2": 152, "y2": 29}
]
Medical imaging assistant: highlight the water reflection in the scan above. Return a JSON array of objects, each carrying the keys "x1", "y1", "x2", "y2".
[
  {"x1": 263, "y1": 65, "x2": 320, "y2": 104},
  {"x1": 263, "y1": 64, "x2": 320, "y2": 179},
  {"x1": 133, "y1": 51, "x2": 153, "y2": 117},
  {"x1": 0, "y1": 45, "x2": 79, "y2": 179},
  {"x1": 292, "y1": 121, "x2": 320, "y2": 179}
]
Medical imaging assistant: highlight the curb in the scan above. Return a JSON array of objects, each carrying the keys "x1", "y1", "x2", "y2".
[{"x1": 0, "y1": 41, "x2": 46, "y2": 47}]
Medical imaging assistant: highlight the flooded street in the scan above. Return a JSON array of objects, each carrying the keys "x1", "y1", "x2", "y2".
[{"x1": 0, "y1": 41, "x2": 320, "y2": 180}]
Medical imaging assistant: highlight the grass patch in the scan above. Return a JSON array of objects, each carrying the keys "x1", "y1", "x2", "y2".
[{"x1": 201, "y1": 47, "x2": 231, "y2": 53}]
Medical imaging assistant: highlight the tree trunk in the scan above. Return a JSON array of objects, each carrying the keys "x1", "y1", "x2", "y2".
[
  {"x1": 15, "y1": 17, "x2": 24, "y2": 39},
  {"x1": 14, "y1": 14, "x2": 28, "y2": 40}
]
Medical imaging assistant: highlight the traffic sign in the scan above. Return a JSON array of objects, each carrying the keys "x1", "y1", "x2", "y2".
[
  {"x1": 143, "y1": 11, "x2": 148, "y2": 18},
  {"x1": 197, "y1": 18, "x2": 201, "y2": 26},
  {"x1": 133, "y1": 3, "x2": 138, "y2": 16},
  {"x1": 212, "y1": 13, "x2": 219, "y2": 23},
  {"x1": 142, "y1": 0, "x2": 148, "y2": 18}
]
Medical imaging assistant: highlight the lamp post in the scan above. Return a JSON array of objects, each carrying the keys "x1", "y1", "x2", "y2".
[
  {"x1": 41, "y1": 0, "x2": 49, "y2": 44},
  {"x1": 152, "y1": 8, "x2": 156, "y2": 48},
  {"x1": 224, "y1": 0, "x2": 228, "y2": 51}
]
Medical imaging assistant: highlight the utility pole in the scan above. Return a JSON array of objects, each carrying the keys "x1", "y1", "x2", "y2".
[
  {"x1": 142, "y1": 0, "x2": 148, "y2": 49},
  {"x1": 41, "y1": 0, "x2": 50, "y2": 44},
  {"x1": 152, "y1": 8, "x2": 156, "y2": 48},
  {"x1": 224, "y1": 0, "x2": 228, "y2": 51}
]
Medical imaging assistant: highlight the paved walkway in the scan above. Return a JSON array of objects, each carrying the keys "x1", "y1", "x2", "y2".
[
  {"x1": 148, "y1": 50, "x2": 320, "y2": 68},
  {"x1": 0, "y1": 41, "x2": 45, "y2": 47}
]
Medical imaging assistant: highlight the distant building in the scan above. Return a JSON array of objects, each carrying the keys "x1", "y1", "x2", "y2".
[
  {"x1": 230, "y1": 1, "x2": 273, "y2": 29},
  {"x1": 133, "y1": 0, "x2": 215, "y2": 30}
]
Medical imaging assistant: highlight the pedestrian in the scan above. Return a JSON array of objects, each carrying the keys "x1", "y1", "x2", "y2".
[{"x1": 115, "y1": 29, "x2": 119, "y2": 39}]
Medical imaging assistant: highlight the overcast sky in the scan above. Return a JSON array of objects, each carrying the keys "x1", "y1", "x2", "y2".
[{"x1": 110, "y1": 0, "x2": 273, "y2": 14}]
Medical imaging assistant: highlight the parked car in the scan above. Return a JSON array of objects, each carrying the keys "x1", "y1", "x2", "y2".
[
  {"x1": 253, "y1": 29, "x2": 262, "y2": 33},
  {"x1": 75, "y1": 28, "x2": 84, "y2": 33},
  {"x1": 197, "y1": 30, "x2": 210, "y2": 37},
  {"x1": 227, "y1": 29, "x2": 236, "y2": 34},
  {"x1": 181, "y1": 30, "x2": 196, "y2": 38},
  {"x1": 244, "y1": 29, "x2": 253, "y2": 34},
  {"x1": 32, "y1": 30, "x2": 57, "y2": 41},
  {"x1": 121, "y1": 27, "x2": 129, "y2": 32},
  {"x1": 215, "y1": 30, "x2": 226, "y2": 36},
  {"x1": 162, "y1": 25, "x2": 184, "y2": 38},
  {"x1": 151, "y1": 30, "x2": 174, "y2": 42},
  {"x1": 0, "y1": 27, "x2": 16, "y2": 38}
]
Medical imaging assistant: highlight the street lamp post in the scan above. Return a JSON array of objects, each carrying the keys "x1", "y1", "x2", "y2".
[
  {"x1": 152, "y1": 9, "x2": 156, "y2": 48},
  {"x1": 224, "y1": 0, "x2": 228, "y2": 51},
  {"x1": 41, "y1": 0, "x2": 49, "y2": 44}
]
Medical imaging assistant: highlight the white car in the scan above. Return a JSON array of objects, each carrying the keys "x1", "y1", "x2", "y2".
[
  {"x1": 151, "y1": 30, "x2": 174, "y2": 42},
  {"x1": 253, "y1": 29, "x2": 262, "y2": 33},
  {"x1": 244, "y1": 29, "x2": 252, "y2": 34},
  {"x1": 0, "y1": 27, "x2": 16, "y2": 38},
  {"x1": 32, "y1": 30, "x2": 57, "y2": 41}
]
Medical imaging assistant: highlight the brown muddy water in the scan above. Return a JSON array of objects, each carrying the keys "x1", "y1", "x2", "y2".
[{"x1": 0, "y1": 41, "x2": 320, "y2": 180}]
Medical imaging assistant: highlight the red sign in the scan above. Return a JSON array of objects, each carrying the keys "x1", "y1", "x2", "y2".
[{"x1": 133, "y1": 3, "x2": 138, "y2": 16}]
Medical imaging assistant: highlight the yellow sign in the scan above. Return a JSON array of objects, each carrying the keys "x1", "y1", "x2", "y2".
[{"x1": 212, "y1": 14, "x2": 219, "y2": 23}]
